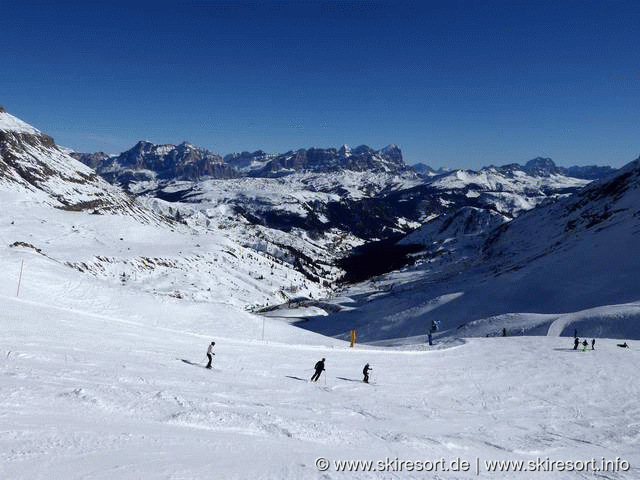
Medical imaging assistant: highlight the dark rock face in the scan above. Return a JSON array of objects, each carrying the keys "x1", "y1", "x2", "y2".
[
  {"x1": 522, "y1": 157, "x2": 558, "y2": 176},
  {"x1": 90, "y1": 141, "x2": 412, "y2": 187},
  {"x1": 81, "y1": 141, "x2": 239, "y2": 188},
  {"x1": 248, "y1": 144, "x2": 410, "y2": 177}
]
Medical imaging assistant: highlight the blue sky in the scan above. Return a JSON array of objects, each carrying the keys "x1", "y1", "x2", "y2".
[{"x1": 1, "y1": 0, "x2": 638, "y2": 168}]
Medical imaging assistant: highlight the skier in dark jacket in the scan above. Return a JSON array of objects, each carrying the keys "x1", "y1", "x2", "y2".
[
  {"x1": 591, "y1": 339, "x2": 596, "y2": 350},
  {"x1": 363, "y1": 363, "x2": 371, "y2": 383},
  {"x1": 573, "y1": 337, "x2": 580, "y2": 350},
  {"x1": 311, "y1": 358, "x2": 325, "y2": 382},
  {"x1": 206, "y1": 341, "x2": 215, "y2": 369},
  {"x1": 617, "y1": 342, "x2": 629, "y2": 348},
  {"x1": 582, "y1": 339, "x2": 588, "y2": 351}
]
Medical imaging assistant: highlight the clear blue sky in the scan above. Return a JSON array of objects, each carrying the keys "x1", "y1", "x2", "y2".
[{"x1": 1, "y1": 0, "x2": 639, "y2": 168}]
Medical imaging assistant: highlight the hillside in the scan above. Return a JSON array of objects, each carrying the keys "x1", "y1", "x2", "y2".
[
  {"x1": 0, "y1": 110, "x2": 328, "y2": 308},
  {"x1": 297, "y1": 158, "x2": 640, "y2": 343},
  {"x1": 3, "y1": 285, "x2": 639, "y2": 479}
]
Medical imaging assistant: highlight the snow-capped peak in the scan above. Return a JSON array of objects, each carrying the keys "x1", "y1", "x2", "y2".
[
  {"x1": 338, "y1": 144, "x2": 351, "y2": 157},
  {"x1": 0, "y1": 108, "x2": 42, "y2": 135}
]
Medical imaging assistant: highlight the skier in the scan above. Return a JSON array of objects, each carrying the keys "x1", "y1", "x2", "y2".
[
  {"x1": 310, "y1": 358, "x2": 325, "y2": 382},
  {"x1": 582, "y1": 339, "x2": 588, "y2": 351},
  {"x1": 591, "y1": 339, "x2": 596, "y2": 350},
  {"x1": 573, "y1": 337, "x2": 580, "y2": 350},
  {"x1": 617, "y1": 342, "x2": 629, "y2": 348},
  {"x1": 206, "y1": 341, "x2": 215, "y2": 369},
  {"x1": 502, "y1": 327, "x2": 507, "y2": 337},
  {"x1": 363, "y1": 363, "x2": 371, "y2": 383},
  {"x1": 428, "y1": 331, "x2": 433, "y2": 346}
]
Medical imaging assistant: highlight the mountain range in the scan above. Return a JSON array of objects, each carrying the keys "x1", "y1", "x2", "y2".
[
  {"x1": 71, "y1": 137, "x2": 616, "y2": 253},
  {"x1": 2, "y1": 107, "x2": 638, "y2": 343}
]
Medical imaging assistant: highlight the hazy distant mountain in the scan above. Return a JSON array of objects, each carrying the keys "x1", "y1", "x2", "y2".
[
  {"x1": 517, "y1": 157, "x2": 617, "y2": 179},
  {"x1": 410, "y1": 162, "x2": 449, "y2": 177},
  {"x1": 70, "y1": 151, "x2": 111, "y2": 169}
]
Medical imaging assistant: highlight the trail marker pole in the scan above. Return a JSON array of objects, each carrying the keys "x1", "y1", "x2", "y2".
[{"x1": 16, "y1": 260, "x2": 24, "y2": 297}]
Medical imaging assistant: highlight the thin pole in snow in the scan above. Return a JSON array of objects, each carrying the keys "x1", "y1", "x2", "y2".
[
  {"x1": 16, "y1": 260, "x2": 24, "y2": 297},
  {"x1": 262, "y1": 317, "x2": 265, "y2": 342}
]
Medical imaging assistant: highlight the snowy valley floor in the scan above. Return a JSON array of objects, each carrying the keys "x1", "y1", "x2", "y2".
[{"x1": 2, "y1": 292, "x2": 639, "y2": 479}]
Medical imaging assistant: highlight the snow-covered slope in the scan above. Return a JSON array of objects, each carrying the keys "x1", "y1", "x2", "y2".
[
  {"x1": 2, "y1": 273, "x2": 639, "y2": 479},
  {"x1": 77, "y1": 135, "x2": 617, "y2": 294},
  {"x1": 400, "y1": 206, "x2": 509, "y2": 255},
  {"x1": 0, "y1": 107, "x2": 41, "y2": 134},
  {"x1": 299, "y1": 157, "x2": 640, "y2": 343},
  {"x1": 429, "y1": 159, "x2": 593, "y2": 215},
  {"x1": 0, "y1": 110, "x2": 150, "y2": 217},
  {"x1": 131, "y1": 170, "x2": 423, "y2": 285},
  {"x1": 0, "y1": 110, "x2": 328, "y2": 308}
]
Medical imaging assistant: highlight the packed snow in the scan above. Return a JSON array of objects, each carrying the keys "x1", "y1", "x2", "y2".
[{"x1": 2, "y1": 269, "x2": 639, "y2": 479}]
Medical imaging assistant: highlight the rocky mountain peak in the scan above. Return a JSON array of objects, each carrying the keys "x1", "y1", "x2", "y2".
[
  {"x1": 88, "y1": 140, "x2": 237, "y2": 188},
  {"x1": 379, "y1": 144, "x2": 403, "y2": 165},
  {"x1": 523, "y1": 157, "x2": 558, "y2": 176},
  {"x1": 338, "y1": 144, "x2": 351, "y2": 157}
]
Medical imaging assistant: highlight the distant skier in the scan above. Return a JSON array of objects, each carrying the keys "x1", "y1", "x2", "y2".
[
  {"x1": 206, "y1": 341, "x2": 215, "y2": 369},
  {"x1": 582, "y1": 339, "x2": 588, "y2": 351},
  {"x1": 591, "y1": 339, "x2": 596, "y2": 350},
  {"x1": 502, "y1": 327, "x2": 507, "y2": 337},
  {"x1": 310, "y1": 358, "x2": 325, "y2": 382},
  {"x1": 428, "y1": 332, "x2": 433, "y2": 346},
  {"x1": 573, "y1": 337, "x2": 580, "y2": 350},
  {"x1": 363, "y1": 363, "x2": 371, "y2": 383},
  {"x1": 617, "y1": 342, "x2": 629, "y2": 348}
]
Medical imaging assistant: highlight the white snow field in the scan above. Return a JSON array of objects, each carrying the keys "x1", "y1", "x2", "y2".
[{"x1": 2, "y1": 251, "x2": 640, "y2": 479}]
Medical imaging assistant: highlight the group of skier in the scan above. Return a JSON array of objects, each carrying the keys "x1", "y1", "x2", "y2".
[
  {"x1": 571, "y1": 331, "x2": 631, "y2": 350},
  {"x1": 310, "y1": 358, "x2": 372, "y2": 383},
  {"x1": 203, "y1": 342, "x2": 372, "y2": 383},
  {"x1": 573, "y1": 336, "x2": 596, "y2": 351},
  {"x1": 203, "y1": 333, "x2": 631, "y2": 378}
]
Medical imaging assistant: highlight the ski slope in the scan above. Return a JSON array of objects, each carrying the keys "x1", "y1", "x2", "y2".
[{"x1": 2, "y1": 279, "x2": 639, "y2": 479}]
